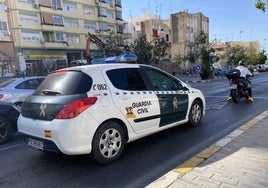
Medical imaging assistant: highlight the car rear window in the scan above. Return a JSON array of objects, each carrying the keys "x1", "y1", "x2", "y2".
[{"x1": 34, "y1": 71, "x2": 92, "y2": 95}]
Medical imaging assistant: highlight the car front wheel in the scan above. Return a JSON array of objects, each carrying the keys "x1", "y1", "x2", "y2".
[
  {"x1": 0, "y1": 116, "x2": 11, "y2": 144},
  {"x1": 188, "y1": 100, "x2": 203, "y2": 127},
  {"x1": 91, "y1": 121, "x2": 126, "y2": 164}
]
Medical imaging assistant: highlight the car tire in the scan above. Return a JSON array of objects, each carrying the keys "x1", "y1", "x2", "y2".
[
  {"x1": 188, "y1": 100, "x2": 203, "y2": 127},
  {"x1": 91, "y1": 121, "x2": 126, "y2": 164},
  {"x1": 0, "y1": 116, "x2": 11, "y2": 144}
]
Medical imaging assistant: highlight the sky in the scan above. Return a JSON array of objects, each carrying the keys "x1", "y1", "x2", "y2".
[{"x1": 122, "y1": 0, "x2": 268, "y2": 52}]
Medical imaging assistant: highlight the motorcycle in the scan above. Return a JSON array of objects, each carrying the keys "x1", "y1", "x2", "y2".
[{"x1": 225, "y1": 69, "x2": 253, "y2": 103}]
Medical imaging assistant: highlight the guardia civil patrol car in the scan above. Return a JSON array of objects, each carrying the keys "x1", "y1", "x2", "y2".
[{"x1": 18, "y1": 63, "x2": 205, "y2": 164}]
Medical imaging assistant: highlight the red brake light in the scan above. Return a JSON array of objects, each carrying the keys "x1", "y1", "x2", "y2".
[
  {"x1": 0, "y1": 94, "x2": 3, "y2": 99},
  {"x1": 55, "y1": 97, "x2": 97, "y2": 119},
  {"x1": 55, "y1": 69, "x2": 67, "y2": 73}
]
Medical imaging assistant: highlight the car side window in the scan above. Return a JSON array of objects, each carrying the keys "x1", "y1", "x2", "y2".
[
  {"x1": 15, "y1": 79, "x2": 39, "y2": 89},
  {"x1": 142, "y1": 67, "x2": 183, "y2": 91},
  {"x1": 106, "y1": 68, "x2": 147, "y2": 91}
]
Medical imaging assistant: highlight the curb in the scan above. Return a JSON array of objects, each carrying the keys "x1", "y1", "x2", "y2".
[{"x1": 146, "y1": 109, "x2": 268, "y2": 188}]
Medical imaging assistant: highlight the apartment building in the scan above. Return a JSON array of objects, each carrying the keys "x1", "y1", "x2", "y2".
[
  {"x1": 171, "y1": 11, "x2": 209, "y2": 60},
  {"x1": 6, "y1": 0, "x2": 123, "y2": 75},
  {"x1": 0, "y1": 0, "x2": 14, "y2": 76},
  {"x1": 124, "y1": 11, "x2": 208, "y2": 60}
]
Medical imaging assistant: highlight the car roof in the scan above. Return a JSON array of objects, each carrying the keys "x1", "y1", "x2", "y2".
[
  {"x1": 57, "y1": 64, "x2": 158, "y2": 74},
  {"x1": 0, "y1": 76, "x2": 45, "y2": 88},
  {"x1": 65, "y1": 63, "x2": 141, "y2": 70}
]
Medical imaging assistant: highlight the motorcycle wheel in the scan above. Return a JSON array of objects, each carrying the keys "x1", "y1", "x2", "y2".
[{"x1": 231, "y1": 89, "x2": 240, "y2": 103}]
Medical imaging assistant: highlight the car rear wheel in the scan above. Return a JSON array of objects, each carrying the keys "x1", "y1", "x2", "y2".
[
  {"x1": 91, "y1": 121, "x2": 126, "y2": 164},
  {"x1": 0, "y1": 116, "x2": 11, "y2": 144},
  {"x1": 188, "y1": 100, "x2": 203, "y2": 127}
]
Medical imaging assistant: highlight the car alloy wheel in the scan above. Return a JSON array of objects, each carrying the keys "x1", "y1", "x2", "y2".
[
  {"x1": 91, "y1": 121, "x2": 126, "y2": 164},
  {"x1": 188, "y1": 100, "x2": 203, "y2": 127}
]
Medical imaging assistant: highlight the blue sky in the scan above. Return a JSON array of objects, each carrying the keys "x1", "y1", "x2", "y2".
[{"x1": 122, "y1": 0, "x2": 268, "y2": 52}]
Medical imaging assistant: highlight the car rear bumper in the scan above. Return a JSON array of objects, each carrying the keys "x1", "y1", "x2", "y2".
[{"x1": 17, "y1": 115, "x2": 98, "y2": 155}]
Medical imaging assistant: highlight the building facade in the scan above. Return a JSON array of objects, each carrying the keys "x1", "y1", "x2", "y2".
[
  {"x1": 0, "y1": 0, "x2": 15, "y2": 76},
  {"x1": 5, "y1": 0, "x2": 123, "y2": 76},
  {"x1": 171, "y1": 11, "x2": 209, "y2": 60},
  {"x1": 124, "y1": 11, "x2": 209, "y2": 61}
]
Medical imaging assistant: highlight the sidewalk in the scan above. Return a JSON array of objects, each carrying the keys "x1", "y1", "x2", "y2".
[
  {"x1": 147, "y1": 110, "x2": 268, "y2": 188},
  {"x1": 176, "y1": 73, "x2": 225, "y2": 83}
]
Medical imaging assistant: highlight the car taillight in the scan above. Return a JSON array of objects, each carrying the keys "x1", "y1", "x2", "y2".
[
  {"x1": 0, "y1": 94, "x2": 3, "y2": 99},
  {"x1": 55, "y1": 97, "x2": 97, "y2": 119}
]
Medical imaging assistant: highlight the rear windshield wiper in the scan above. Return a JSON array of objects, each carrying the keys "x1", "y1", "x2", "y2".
[{"x1": 41, "y1": 90, "x2": 61, "y2": 95}]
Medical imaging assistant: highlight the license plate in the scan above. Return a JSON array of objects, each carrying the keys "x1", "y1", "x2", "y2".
[
  {"x1": 27, "y1": 138, "x2": 44, "y2": 150},
  {"x1": 230, "y1": 84, "x2": 237, "y2": 89}
]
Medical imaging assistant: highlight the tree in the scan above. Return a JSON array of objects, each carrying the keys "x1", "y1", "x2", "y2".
[
  {"x1": 224, "y1": 44, "x2": 267, "y2": 67},
  {"x1": 151, "y1": 38, "x2": 170, "y2": 65},
  {"x1": 105, "y1": 33, "x2": 124, "y2": 56},
  {"x1": 194, "y1": 30, "x2": 214, "y2": 79},
  {"x1": 256, "y1": 50, "x2": 267, "y2": 64},
  {"x1": 130, "y1": 35, "x2": 152, "y2": 64},
  {"x1": 224, "y1": 45, "x2": 247, "y2": 65},
  {"x1": 255, "y1": 0, "x2": 268, "y2": 12},
  {"x1": 245, "y1": 44, "x2": 258, "y2": 66},
  {"x1": 200, "y1": 47, "x2": 215, "y2": 79}
]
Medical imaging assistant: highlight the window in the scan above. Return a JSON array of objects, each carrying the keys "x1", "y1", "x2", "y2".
[
  {"x1": 116, "y1": 11, "x2": 122, "y2": 20},
  {"x1": 99, "y1": 7, "x2": 107, "y2": 17},
  {"x1": 117, "y1": 24, "x2": 123, "y2": 33},
  {"x1": 54, "y1": 15, "x2": 64, "y2": 26},
  {"x1": 105, "y1": 0, "x2": 112, "y2": 5},
  {"x1": 65, "y1": 20, "x2": 78, "y2": 28},
  {"x1": 22, "y1": 32, "x2": 40, "y2": 41},
  {"x1": 0, "y1": 3, "x2": 4, "y2": 12},
  {"x1": 35, "y1": 72, "x2": 92, "y2": 95},
  {"x1": 55, "y1": 33, "x2": 65, "y2": 42},
  {"x1": 115, "y1": 0, "x2": 121, "y2": 7},
  {"x1": 52, "y1": 0, "x2": 61, "y2": 9},
  {"x1": 0, "y1": 21, "x2": 8, "y2": 31},
  {"x1": 84, "y1": 23, "x2": 96, "y2": 30},
  {"x1": 15, "y1": 79, "x2": 43, "y2": 89},
  {"x1": 100, "y1": 22, "x2": 108, "y2": 31},
  {"x1": 67, "y1": 36, "x2": 79, "y2": 44},
  {"x1": 63, "y1": 3, "x2": 77, "y2": 12},
  {"x1": 142, "y1": 67, "x2": 183, "y2": 91},
  {"x1": 18, "y1": 0, "x2": 35, "y2": 4},
  {"x1": 20, "y1": 14, "x2": 38, "y2": 24},
  {"x1": 106, "y1": 10, "x2": 113, "y2": 19},
  {"x1": 107, "y1": 68, "x2": 147, "y2": 91}
]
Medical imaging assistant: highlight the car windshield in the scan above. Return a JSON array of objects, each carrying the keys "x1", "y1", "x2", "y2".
[{"x1": 34, "y1": 71, "x2": 92, "y2": 95}]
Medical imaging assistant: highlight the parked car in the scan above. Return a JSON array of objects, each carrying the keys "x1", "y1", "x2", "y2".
[
  {"x1": 0, "y1": 76, "x2": 45, "y2": 108},
  {"x1": 18, "y1": 64, "x2": 206, "y2": 164},
  {"x1": 0, "y1": 102, "x2": 20, "y2": 144},
  {"x1": 214, "y1": 68, "x2": 227, "y2": 77}
]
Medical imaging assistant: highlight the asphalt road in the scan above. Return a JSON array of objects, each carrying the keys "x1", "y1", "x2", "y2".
[{"x1": 0, "y1": 73, "x2": 267, "y2": 188}]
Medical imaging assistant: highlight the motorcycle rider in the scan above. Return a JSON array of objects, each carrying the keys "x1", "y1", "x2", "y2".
[{"x1": 227, "y1": 60, "x2": 254, "y2": 102}]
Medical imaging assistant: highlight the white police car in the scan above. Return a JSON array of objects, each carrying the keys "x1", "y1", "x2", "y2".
[{"x1": 18, "y1": 64, "x2": 205, "y2": 164}]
